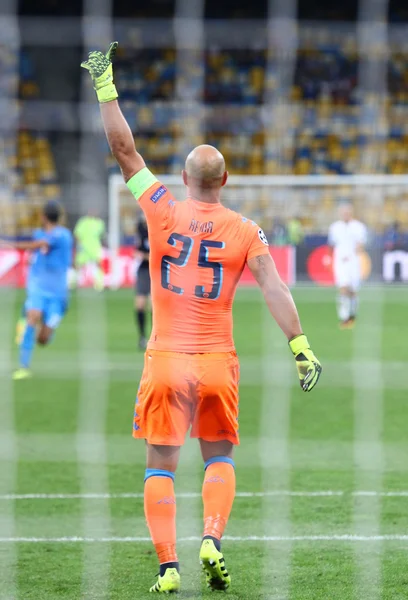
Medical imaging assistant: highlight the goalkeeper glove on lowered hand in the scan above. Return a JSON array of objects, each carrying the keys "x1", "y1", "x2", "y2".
[
  {"x1": 289, "y1": 334, "x2": 322, "y2": 392},
  {"x1": 81, "y1": 41, "x2": 119, "y2": 103}
]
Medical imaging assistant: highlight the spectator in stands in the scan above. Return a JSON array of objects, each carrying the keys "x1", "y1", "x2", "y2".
[
  {"x1": 288, "y1": 216, "x2": 304, "y2": 247},
  {"x1": 384, "y1": 221, "x2": 406, "y2": 251},
  {"x1": 271, "y1": 218, "x2": 288, "y2": 246}
]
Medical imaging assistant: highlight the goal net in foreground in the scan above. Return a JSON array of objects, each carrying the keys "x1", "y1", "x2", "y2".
[{"x1": 108, "y1": 174, "x2": 408, "y2": 287}]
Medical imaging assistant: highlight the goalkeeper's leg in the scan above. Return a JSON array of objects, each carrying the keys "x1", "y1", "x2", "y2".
[
  {"x1": 199, "y1": 440, "x2": 235, "y2": 590},
  {"x1": 144, "y1": 443, "x2": 180, "y2": 593}
]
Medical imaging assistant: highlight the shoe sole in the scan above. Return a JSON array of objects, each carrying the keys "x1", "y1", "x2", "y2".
[{"x1": 200, "y1": 554, "x2": 230, "y2": 591}]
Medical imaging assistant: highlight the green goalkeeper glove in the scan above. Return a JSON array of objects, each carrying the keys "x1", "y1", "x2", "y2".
[
  {"x1": 289, "y1": 334, "x2": 322, "y2": 392},
  {"x1": 81, "y1": 41, "x2": 118, "y2": 103}
]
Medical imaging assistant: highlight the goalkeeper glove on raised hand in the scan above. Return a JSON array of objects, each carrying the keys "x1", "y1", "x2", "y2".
[
  {"x1": 289, "y1": 334, "x2": 322, "y2": 392},
  {"x1": 81, "y1": 41, "x2": 118, "y2": 103}
]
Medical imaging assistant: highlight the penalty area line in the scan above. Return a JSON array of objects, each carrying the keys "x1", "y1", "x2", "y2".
[
  {"x1": 0, "y1": 535, "x2": 408, "y2": 543},
  {"x1": 2, "y1": 490, "x2": 408, "y2": 500}
]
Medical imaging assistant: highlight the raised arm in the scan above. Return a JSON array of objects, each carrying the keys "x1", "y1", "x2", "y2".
[
  {"x1": 100, "y1": 101, "x2": 145, "y2": 182},
  {"x1": 248, "y1": 252, "x2": 322, "y2": 392},
  {"x1": 81, "y1": 42, "x2": 145, "y2": 182}
]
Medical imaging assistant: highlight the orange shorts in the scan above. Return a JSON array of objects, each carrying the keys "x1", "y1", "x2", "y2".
[{"x1": 133, "y1": 350, "x2": 240, "y2": 446}]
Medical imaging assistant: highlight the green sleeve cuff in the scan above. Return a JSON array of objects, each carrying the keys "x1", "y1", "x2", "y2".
[
  {"x1": 289, "y1": 334, "x2": 309, "y2": 356},
  {"x1": 127, "y1": 168, "x2": 158, "y2": 200}
]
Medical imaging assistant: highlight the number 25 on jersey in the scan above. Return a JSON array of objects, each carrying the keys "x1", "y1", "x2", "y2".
[{"x1": 161, "y1": 233, "x2": 225, "y2": 300}]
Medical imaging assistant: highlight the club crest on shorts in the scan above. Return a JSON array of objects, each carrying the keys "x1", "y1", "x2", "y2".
[{"x1": 258, "y1": 228, "x2": 269, "y2": 246}]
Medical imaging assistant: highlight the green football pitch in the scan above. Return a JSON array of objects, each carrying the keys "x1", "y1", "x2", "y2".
[{"x1": 1, "y1": 285, "x2": 408, "y2": 599}]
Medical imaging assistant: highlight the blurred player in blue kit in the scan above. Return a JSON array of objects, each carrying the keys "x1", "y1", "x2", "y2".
[{"x1": 11, "y1": 201, "x2": 73, "y2": 380}]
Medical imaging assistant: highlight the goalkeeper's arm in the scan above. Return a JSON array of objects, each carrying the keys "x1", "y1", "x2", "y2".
[
  {"x1": 81, "y1": 42, "x2": 145, "y2": 182},
  {"x1": 100, "y1": 101, "x2": 145, "y2": 182},
  {"x1": 248, "y1": 253, "x2": 302, "y2": 340},
  {"x1": 247, "y1": 253, "x2": 322, "y2": 391}
]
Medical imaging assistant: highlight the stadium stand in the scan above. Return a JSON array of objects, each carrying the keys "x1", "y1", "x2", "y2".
[
  {"x1": 0, "y1": 46, "x2": 61, "y2": 236},
  {"x1": 102, "y1": 38, "x2": 408, "y2": 235},
  {"x1": 105, "y1": 40, "x2": 408, "y2": 181},
  {"x1": 3, "y1": 25, "x2": 408, "y2": 235}
]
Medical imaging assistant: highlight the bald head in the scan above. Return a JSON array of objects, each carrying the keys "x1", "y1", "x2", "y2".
[{"x1": 184, "y1": 145, "x2": 227, "y2": 191}]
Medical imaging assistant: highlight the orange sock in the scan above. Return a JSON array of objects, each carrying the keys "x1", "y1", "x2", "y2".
[
  {"x1": 144, "y1": 470, "x2": 178, "y2": 565},
  {"x1": 202, "y1": 457, "x2": 236, "y2": 541}
]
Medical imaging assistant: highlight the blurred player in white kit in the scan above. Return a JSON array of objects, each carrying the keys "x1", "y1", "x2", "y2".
[{"x1": 328, "y1": 203, "x2": 367, "y2": 329}]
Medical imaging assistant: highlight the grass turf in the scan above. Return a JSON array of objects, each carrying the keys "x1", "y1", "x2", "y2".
[{"x1": 1, "y1": 286, "x2": 408, "y2": 598}]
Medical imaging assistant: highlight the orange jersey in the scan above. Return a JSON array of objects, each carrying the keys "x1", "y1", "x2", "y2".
[{"x1": 128, "y1": 168, "x2": 270, "y2": 352}]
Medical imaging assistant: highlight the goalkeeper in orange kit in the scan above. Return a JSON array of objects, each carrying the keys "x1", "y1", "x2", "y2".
[{"x1": 82, "y1": 43, "x2": 322, "y2": 594}]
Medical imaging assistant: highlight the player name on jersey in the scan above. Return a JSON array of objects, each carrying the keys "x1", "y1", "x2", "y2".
[{"x1": 189, "y1": 219, "x2": 214, "y2": 234}]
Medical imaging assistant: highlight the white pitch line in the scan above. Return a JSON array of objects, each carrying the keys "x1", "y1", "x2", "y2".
[
  {"x1": 0, "y1": 491, "x2": 340, "y2": 500},
  {"x1": 4, "y1": 489, "x2": 408, "y2": 500},
  {"x1": 1, "y1": 534, "x2": 408, "y2": 543}
]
